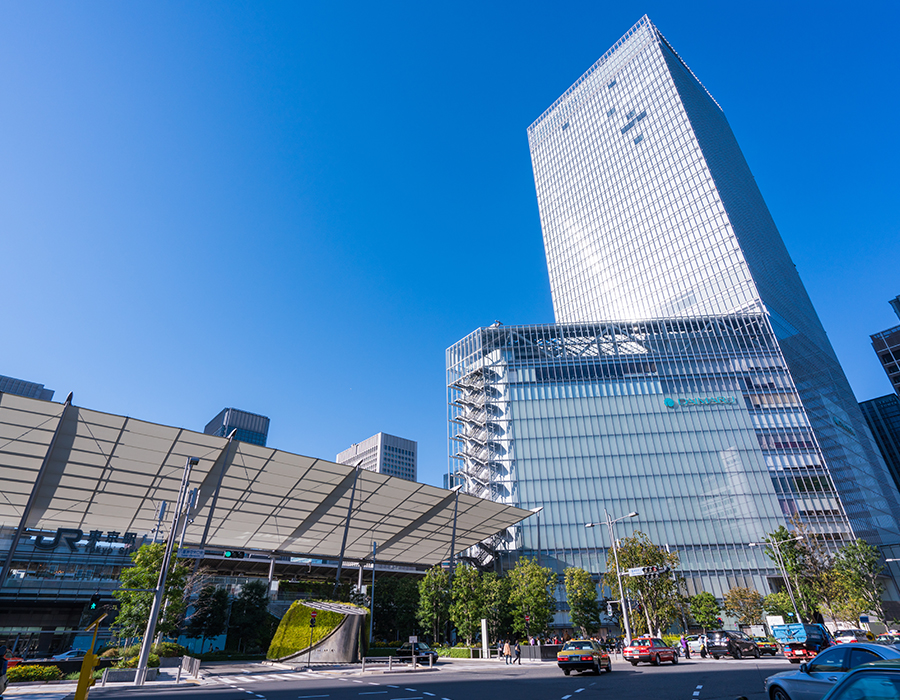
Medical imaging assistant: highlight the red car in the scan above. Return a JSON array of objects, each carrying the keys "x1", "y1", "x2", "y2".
[{"x1": 623, "y1": 637, "x2": 678, "y2": 666}]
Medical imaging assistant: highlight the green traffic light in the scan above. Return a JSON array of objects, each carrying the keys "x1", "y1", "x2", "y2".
[{"x1": 224, "y1": 551, "x2": 233, "y2": 557}]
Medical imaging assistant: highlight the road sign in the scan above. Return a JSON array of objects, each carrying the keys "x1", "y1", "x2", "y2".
[
  {"x1": 310, "y1": 610, "x2": 318, "y2": 627},
  {"x1": 409, "y1": 636, "x2": 418, "y2": 643},
  {"x1": 627, "y1": 567, "x2": 645, "y2": 576}
]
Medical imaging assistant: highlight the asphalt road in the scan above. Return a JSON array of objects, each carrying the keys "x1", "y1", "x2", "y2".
[{"x1": 78, "y1": 655, "x2": 795, "y2": 700}]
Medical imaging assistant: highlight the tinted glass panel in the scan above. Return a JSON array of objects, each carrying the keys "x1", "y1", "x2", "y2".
[
  {"x1": 848, "y1": 648, "x2": 882, "y2": 668},
  {"x1": 809, "y1": 647, "x2": 846, "y2": 674}
]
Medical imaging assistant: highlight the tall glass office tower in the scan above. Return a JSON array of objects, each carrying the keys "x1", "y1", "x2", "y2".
[{"x1": 527, "y1": 16, "x2": 900, "y2": 544}]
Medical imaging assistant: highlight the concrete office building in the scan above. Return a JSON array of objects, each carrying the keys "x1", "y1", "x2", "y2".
[
  {"x1": 204, "y1": 407, "x2": 270, "y2": 446},
  {"x1": 0, "y1": 374, "x2": 54, "y2": 401},
  {"x1": 448, "y1": 315, "x2": 853, "y2": 596},
  {"x1": 337, "y1": 432, "x2": 417, "y2": 482},
  {"x1": 871, "y1": 295, "x2": 900, "y2": 397},
  {"x1": 525, "y1": 15, "x2": 900, "y2": 545}
]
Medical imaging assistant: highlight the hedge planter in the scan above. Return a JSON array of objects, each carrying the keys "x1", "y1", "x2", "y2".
[{"x1": 268, "y1": 601, "x2": 368, "y2": 663}]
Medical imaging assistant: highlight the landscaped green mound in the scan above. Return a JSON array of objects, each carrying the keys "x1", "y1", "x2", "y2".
[{"x1": 267, "y1": 601, "x2": 367, "y2": 661}]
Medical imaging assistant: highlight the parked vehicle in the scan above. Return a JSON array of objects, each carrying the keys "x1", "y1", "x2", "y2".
[
  {"x1": 765, "y1": 642, "x2": 900, "y2": 700},
  {"x1": 833, "y1": 629, "x2": 875, "y2": 644},
  {"x1": 50, "y1": 649, "x2": 87, "y2": 661},
  {"x1": 754, "y1": 636, "x2": 780, "y2": 656},
  {"x1": 395, "y1": 642, "x2": 439, "y2": 664},
  {"x1": 556, "y1": 639, "x2": 611, "y2": 676},
  {"x1": 877, "y1": 633, "x2": 900, "y2": 645},
  {"x1": 705, "y1": 630, "x2": 760, "y2": 659},
  {"x1": 773, "y1": 623, "x2": 836, "y2": 664},
  {"x1": 819, "y1": 658, "x2": 900, "y2": 700},
  {"x1": 623, "y1": 637, "x2": 678, "y2": 666}
]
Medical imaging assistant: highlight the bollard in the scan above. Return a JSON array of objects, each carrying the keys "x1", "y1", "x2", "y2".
[
  {"x1": 362, "y1": 656, "x2": 366, "y2": 673},
  {"x1": 176, "y1": 665, "x2": 182, "y2": 684},
  {"x1": 101, "y1": 668, "x2": 109, "y2": 687},
  {"x1": 429, "y1": 654, "x2": 433, "y2": 669},
  {"x1": 413, "y1": 653, "x2": 417, "y2": 671},
  {"x1": 388, "y1": 655, "x2": 392, "y2": 672}
]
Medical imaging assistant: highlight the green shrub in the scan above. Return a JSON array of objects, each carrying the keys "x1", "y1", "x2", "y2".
[
  {"x1": 64, "y1": 669, "x2": 103, "y2": 681},
  {"x1": 662, "y1": 634, "x2": 682, "y2": 648},
  {"x1": 99, "y1": 648, "x2": 121, "y2": 658},
  {"x1": 116, "y1": 653, "x2": 159, "y2": 668},
  {"x1": 8, "y1": 664, "x2": 64, "y2": 682},
  {"x1": 268, "y1": 601, "x2": 364, "y2": 660},
  {"x1": 152, "y1": 641, "x2": 187, "y2": 657},
  {"x1": 449, "y1": 647, "x2": 471, "y2": 658}
]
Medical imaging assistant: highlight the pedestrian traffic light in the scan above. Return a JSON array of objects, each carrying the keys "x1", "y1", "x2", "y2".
[{"x1": 90, "y1": 593, "x2": 101, "y2": 611}]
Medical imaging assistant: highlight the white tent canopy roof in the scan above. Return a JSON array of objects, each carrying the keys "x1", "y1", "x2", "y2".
[{"x1": 0, "y1": 392, "x2": 530, "y2": 567}]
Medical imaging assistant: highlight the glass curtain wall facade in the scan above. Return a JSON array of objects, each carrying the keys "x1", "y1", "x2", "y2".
[
  {"x1": 527, "y1": 15, "x2": 900, "y2": 544},
  {"x1": 447, "y1": 315, "x2": 853, "y2": 596}
]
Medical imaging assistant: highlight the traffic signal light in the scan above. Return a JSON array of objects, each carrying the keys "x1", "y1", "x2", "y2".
[
  {"x1": 641, "y1": 565, "x2": 670, "y2": 579},
  {"x1": 90, "y1": 593, "x2": 101, "y2": 611},
  {"x1": 223, "y1": 550, "x2": 245, "y2": 559}
]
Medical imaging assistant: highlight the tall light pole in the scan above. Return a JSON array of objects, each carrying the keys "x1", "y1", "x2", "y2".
[
  {"x1": 586, "y1": 510, "x2": 638, "y2": 646},
  {"x1": 750, "y1": 535, "x2": 803, "y2": 623},
  {"x1": 530, "y1": 506, "x2": 544, "y2": 567}
]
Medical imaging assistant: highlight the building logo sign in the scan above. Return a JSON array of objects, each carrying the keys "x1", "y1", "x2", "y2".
[{"x1": 664, "y1": 396, "x2": 736, "y2": 408}]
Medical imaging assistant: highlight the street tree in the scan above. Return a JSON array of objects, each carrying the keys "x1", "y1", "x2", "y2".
[
  {"x1": 112, "y1": 542, "x2": 190, "y2": 640},
  {"x1": 764, "y1": 524, "x2": 821, "y2": 623},
  {"x1": 450, "y1": 564, "x2": 484, "y2": 646},
  {"x1": 416, "y1": 566, "x2": 450, "y2": 644},
  {"x1": 763, "y1": 591, "x2": 797, "y2": 622},
  {"x1": 228, "y1": 579, "x2": 276, "y2": 653},
  {"x1": 689, "y1": 592, "x2": 721, "y2": 632},
  {"x1": 372, "y1": 576, "x2": 419, "y2": 641},
  {"x1": 508, "y1": 557, "x2": 556, "y2": 637},
  {"x1": 833, "y1": 538, "x2": 888, "y2": 624},
  {"x1": 482, "y1": 572, "x2": 513, "y2": 642},
  {"x1": 602, "y1": 532, "x2": 681, "y2": 636},
  {"x1": 722, "y1": 587, "x2": 764, "y2": 626},
  {"x1": 564, "y1": 567, "x2": 600, "y2": 637},
  {"x1": 186, "y1": 585, "x2": 229, "y2": 653}
]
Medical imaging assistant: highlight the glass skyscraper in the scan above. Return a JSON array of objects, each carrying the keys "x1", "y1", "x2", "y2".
[
  {"x1": 448, "y1": 315, "x2": 852, "y2": 596},
  {"x1": 526, "y1": 15, "x2": 900, "y2": 545}
]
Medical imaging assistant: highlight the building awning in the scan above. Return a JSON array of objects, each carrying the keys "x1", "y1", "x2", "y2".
[{"x1": 0, "y1": 392, "x2": 530, "y2": 567}]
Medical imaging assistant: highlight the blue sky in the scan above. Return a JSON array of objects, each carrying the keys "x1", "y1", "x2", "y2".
[{"x1": 2, "y1": 1, "x2": 898, "y2": 488}]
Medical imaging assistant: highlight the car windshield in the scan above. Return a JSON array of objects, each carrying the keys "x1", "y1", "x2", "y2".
[
  {"x1": 632, "y1": 638, "x2": 651, "y2": 645},
  {"x1": 563, "y1": 642, "x2": 593, "y2": 650}
]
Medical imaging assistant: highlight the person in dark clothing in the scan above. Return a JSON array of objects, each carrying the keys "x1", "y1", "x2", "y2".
[
  {"x1": 514, "y1": 641, "x2": 521, "y2": 665},
  {"x1": 1, "y1": 644, "x2": 8, "y2": 697}
]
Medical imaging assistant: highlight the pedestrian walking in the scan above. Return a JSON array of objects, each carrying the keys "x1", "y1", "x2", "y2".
[
  {"x1": 503, "y1": 640, "x2": 512, "y2": 665},
  {"x1": 680, "y1": 635, "x2": 690, "y2": 659},
  {"x1": 514, "y1": 641, "x2": 521, "y2": 665},
  {"x1": 497, "y1": 640, "x2": 503, "y2": 661}
]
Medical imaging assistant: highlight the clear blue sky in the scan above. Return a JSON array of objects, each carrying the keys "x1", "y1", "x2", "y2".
[{"x1": 2, "y1": 1, "x2": 898, "y2": 488}]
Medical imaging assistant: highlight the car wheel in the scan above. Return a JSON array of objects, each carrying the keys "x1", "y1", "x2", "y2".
[
  {"x1": 563, "y1": 669, "x2": 570, "y2": 676},
  {"x1": 712, "y1": 655, "x2": 720, "y2": 660},
  {"x1": 606, "y1": 661, "x2": 612, "y2": 672},
  {"x1": 630, "y1": 661, "x2": 638, "y2": 666},
  {"x1": 672, "y1": 653, "x2": 678, "y2": 665},
  {"x1": 652, "y1": 654, "x2": 660, "y2": 666},
  {"x1": 753, "y1": 647, "x2": 761, "y2": 659},
  {"x1": 733, "y1": 646, "x2": 742, "y2": 660},
  {"x1": 770, "y1": 686, "x2": 792, "y2": 700},
  {"x1": 594, "y1": 661, "x2": 601, "y2": 675}
]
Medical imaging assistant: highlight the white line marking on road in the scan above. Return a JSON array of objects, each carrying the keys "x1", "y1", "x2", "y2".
[
  {"x1": 256, "y1": 695, "x2": 266, "y2": 698},
  {"x1": 405, "y1": 689, "x2": 418, "y2": 693},
  {"x1": 575, "y1": 690, "x2": 585, "y2": 694},
  {"x1": 297, "y1": 696, "x2": 330, "y2": 698},
  {"x1": 562, "y1": 696, "x2": 572, "y2": 699},
  {"x1": 359, "y1": 693, "x2": 387, "y2": 696},
  {"x1": 387, "y1": 685, "x2": 399, "y2": 688},
  {"x1": 424, "y1": 694, "x2": 435, "y2": 697},
  {"x1": 369, "y1": 682, "x2": 381, "y2": 685},
  {"x1": 353, "y1": 680, "x2": 364, "y2": 683}
]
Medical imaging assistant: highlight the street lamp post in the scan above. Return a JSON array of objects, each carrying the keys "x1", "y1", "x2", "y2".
[
  {"x1": 750, "y1": 535, "x2": 803, "y2": 623},
  {"x1": 586, "y1": 510, "x2": 638, "y2": 646}
]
